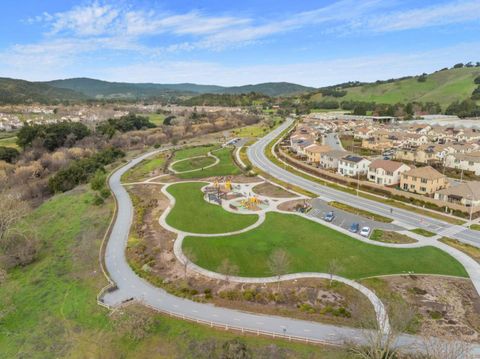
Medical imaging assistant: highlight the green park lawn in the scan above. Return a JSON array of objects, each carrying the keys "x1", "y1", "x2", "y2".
[
  {"x1": 166, "y1": 182, "x2": 258, "y2": 233},
  {"x1": 173, "y1": 144, "x2": 218, "y2": 161},
  {"x1": 183, "y1": 212, "x2": 467, "y2": 279},
  {"x1": 176, "y1": 147, "x2": 242, "y2": 179},
  {"x1": 0, "y1": 136, "x2": 19, "y2": 149},
  {"x1": 171, "y1": 155, "x2": 217, "y2": 173},
  {"x1": 121, "y1": 153, "x2": 166, "y2": 182},
  {"x1": 0, "y1": 186, "x2": 336, "y2": 358}
]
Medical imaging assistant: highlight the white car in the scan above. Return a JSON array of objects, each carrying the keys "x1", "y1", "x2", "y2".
[{"x1": 360, "y1": 226, "x2": 371, "y2": 237}]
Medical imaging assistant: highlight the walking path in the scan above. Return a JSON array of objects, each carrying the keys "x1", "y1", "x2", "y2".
[{"x1": 99, "y1": 144, "x2": 480, "y2": 356}]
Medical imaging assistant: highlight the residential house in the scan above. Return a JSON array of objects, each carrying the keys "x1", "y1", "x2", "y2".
[
  {"x1": 337, "y1": 155, "x2": 371, "y2": 177},
  {"x1": 444, "y1": 151, "x2": 480, "y2": 175},
  {"x1": 434, "y1": 181, "x2": 480, "y2": 207},
  {"x1": 319, "y1": 150, "x2": 350, "y2": 170},
  {"x1": 304, "y1": 144, "x2": 332, "y2": 164},
  {"x1": 400, "y1": 166, "x2": 448, "y2": 195},
  {"x1": 367, "y1": 160, "x2": 411, "y2": 186}
]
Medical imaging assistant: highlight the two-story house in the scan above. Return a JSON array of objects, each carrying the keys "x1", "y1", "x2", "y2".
[
  {"x1": 367, "y1": 160, "x2": 411, "y2": 186},
  {"x1": 400, "y1": 166, "x2": 448, "y2": 196},
  {"x1": 337, "y1": 155, "x2": 371, "y2": 177}
]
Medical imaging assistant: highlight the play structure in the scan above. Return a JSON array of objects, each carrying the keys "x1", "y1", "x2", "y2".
[{"x1": 239, "y1": 195, "x2": 261, "y2": 210}]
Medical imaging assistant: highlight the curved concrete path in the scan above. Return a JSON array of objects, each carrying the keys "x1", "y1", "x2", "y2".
[
  {"x1": 100, "y1": 147, "x2": 480, "y2": 356},
  {"x1": 168, "y1": 152, "x2": 219, "y2": 174},
  {"x1": 248, "y1": 117, "x2": 480, "y2": 298}
]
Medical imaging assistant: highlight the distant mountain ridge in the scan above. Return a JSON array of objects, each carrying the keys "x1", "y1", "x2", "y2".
[
  {"x1": 0, "y1": 78, "x2": 87, "y2": 104},
  {"x1": 44, "y1": 78, "x2": 315, "y2": 99}
]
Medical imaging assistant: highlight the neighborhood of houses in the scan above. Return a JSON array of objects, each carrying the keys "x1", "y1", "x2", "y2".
[{"x1": 287, "y1": 114, "x2": 480, "y2": 214}]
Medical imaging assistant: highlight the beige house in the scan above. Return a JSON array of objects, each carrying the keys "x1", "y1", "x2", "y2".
[
  {"x1": 444, "y1": 151, "x2": 480, "y2": 176},
  {"x1": 367, "y1": 160, "x2": 411, "y2": 186},
  {"x1": 434, "y1": 181, "x2": 480, "y2": 207},
  {"x1": 400, "y1": 166, "x2": 448, "y2": 195},
  {"x1": 304, "y1": 144, "x2": 332, "y2": 164}
]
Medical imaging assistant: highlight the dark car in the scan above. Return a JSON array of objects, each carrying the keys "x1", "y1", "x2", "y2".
[
  {"x1": 349, "y1": 223, "x2": 360, "y2": 233},
  {"x1": 324, "y1": 211, "x2": 335, "y2": 222}
]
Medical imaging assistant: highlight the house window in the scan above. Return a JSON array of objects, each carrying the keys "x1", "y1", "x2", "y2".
[
  {"x1": 420, "y1": 187, "x2": 427, "y2": 192},
  {"x1": 421, "y1": 178, "x2": 428, "y2": 184}
]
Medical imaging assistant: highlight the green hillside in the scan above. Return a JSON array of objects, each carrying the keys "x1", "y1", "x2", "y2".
[
  {"x1": 311, "y1": 67, "x2": 480, "y2": 108},
  {"x1": 45, "y1": 78, "x2": 314, "y2": 99},
  {"x1": 0, "y1": 78, "x2": 86, "y2": 104}
]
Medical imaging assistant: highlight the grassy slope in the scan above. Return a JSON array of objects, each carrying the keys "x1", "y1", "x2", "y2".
[
  {"x1": 177, "y1": 147, "x2": 241, "y2": 179},
  {"x1": 121, "y1": 153, "x2": 166, "y2": 182},
  {"x1": 0, "y1": 136, "x2": 18, "y2": 149},
  {"x1": 183, "y1": 212, "x2": 467, "y2": 279},
  {"x1": 171, "y1": 156, "x2": 216, "y2": 172},
  {"x1": 0, "y1": 186, "x2": 348, "y2": 359},
  {"x1": 311, "y1": 67, "x2": 480, "y2": 108},
  {"x1": 166, "y1": 182, "x2": 257, "y2": 233}
]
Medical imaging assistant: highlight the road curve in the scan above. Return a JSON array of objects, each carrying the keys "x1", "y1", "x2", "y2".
[
  {"x1": 247, "y1": 118, "x2": 480, "y2": 247},
  {"x1": 99, "y1": 144, "x2": 480, "y2": 355},
  {"x1": 100, "y1": 147, "x2": 426, "y2": 349}
]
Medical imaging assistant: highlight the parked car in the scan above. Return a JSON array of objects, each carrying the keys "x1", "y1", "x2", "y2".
[
  {"x1": 324, "y1": 211, "x2": 335, "y2": 222},
  {"x1": 360, "y1": 226, "x2": 371, "y2": 237},
  {"x1": 349, "y1": 223, "x2": 360, "y2": 233}
]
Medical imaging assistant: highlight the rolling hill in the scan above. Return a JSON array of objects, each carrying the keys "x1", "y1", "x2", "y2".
[
  {"x1": 0, "y1": 78, "x2": 86, "y2": 104},
  {"x1": 310, "y1": 67, "x2": 480, "y2": 109},
  {"x1": 45, "y1": 78, "x2": 315, "y2": 99}
]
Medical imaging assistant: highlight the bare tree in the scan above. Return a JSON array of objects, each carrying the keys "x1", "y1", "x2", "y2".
[
  {"x1": 268, "y1": 249, "x2": 290, "y2": 290},
  {"x1": 326, "y1": 258, "x2": 344, "y2": 286},
  {"x1": 217, "y1": 258, "x2": 239, "y2": 283},
  {"x1": 420, "y1": 330, "x2": 473, "y2": 359},
  {"x1": 348, "y1": 299, "x2": 416, "y2": 359},
  {"x1": 182, "y1": 247, "x2": 197, "y2": 278}
]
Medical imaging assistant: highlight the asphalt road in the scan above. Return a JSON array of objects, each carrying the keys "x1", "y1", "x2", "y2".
[
  {"x1": 248, "y1": 117, "x2": 480, "y2": 247},
  {"x1": 101, "y1": 148, "x2": 380, "y2": 347},
  {"x1": 323, "y1": 133, "x2": 345, "y2": 151},
  {"x1": 98, "y1": 140, "x2": 480, "y2": 356}
]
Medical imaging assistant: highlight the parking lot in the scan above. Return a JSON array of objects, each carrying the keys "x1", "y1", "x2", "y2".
[{"x1": 308, "y1": 198, "x2": 401, "y2": 235}]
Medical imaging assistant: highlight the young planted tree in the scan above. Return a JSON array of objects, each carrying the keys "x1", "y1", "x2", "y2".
[
  {"x1": 327, "y1": 258, "x2": 344, "y2": 286},
  {"x1": 217, "y1": 258, "x2": 239, "y2": 283},
  {"x1": 268, "y1": 249, "x2": 291, "y2": 290},
  {"x1": 182, "y1": 247, "x2": 197, "y2": 278}
]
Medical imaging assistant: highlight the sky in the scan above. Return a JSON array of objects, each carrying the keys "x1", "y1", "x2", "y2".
[{"x1": 0, "y1": 0, "x2": 479, "y2": 86}]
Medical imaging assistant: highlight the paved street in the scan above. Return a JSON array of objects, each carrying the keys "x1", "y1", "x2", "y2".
[
  {"x1": 248, "y1": 117, "x2": 480, "y2": 247},
  {"x1": 323, "y1": 132, "x2": 345, "y2": 151}
]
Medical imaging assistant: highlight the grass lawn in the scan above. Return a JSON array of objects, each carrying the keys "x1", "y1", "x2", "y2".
[
  {"x1": 177, "y1": 147, "x2": 242, "y2": 179},
  {"x1": 0, "y1": 186, "x2": 347, "y2": 358},
  {"x1": 0, "y1": 136, "x2": 18, "y2": 149},
  {"x1": 171, "y1": 155, "x2": 216, "y2": 173},
  {"x1": 439, "y1": 237, "x2": 480, "y2": 264},
  {"x1": 121, "y1": 153, "x2": 166, "y2": 182},
  {"x1": 183, "y1": 212, "x2": 467, "y2": 279},
  {"x1": 470, "y1": 224, "x2": 480, "y2": 231},
  {"x1": 140, "y1": 113, "x2": 165, "y2": 126},
  {"x1": 173, "y1": 144, "x2": 219, "y2": 161},
  {"x1": 409, "y1": 228, "x2": 436, "y2": 237},
  {"x1": 370, "y1": 229, "x2": 417, "y2": 244},
  {"x1": 166, "y1": 182, "x2": 257, "y2": 233}
]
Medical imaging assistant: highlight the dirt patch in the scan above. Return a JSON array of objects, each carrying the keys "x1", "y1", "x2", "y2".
[
  {"x1": 252, "y1": 182, "x2": 297, "y2": 198},
  {"x1": 125, "y1": 184, "x2": 374, "y2": 328},
  {"x1": 278, "y1": 199, "x2": 311, "y2": 212},
  {"x1": 362, "y1": 275, "x2": 480, "y2": 342}
]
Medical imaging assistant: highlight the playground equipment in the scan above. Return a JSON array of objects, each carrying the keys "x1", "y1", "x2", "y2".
[{"x1": 240, "y1": 195, "x2": 262, "y2": 210}]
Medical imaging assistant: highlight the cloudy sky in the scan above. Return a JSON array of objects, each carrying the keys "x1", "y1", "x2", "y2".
[{"x1": 1, "y1": 0, "x2": 479, "y2": 86}]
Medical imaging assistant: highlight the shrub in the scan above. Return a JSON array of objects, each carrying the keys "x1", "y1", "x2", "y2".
[
  {"x1": 49, "y1": 148, "x2": 124, "y2": 193},
  {"x1": 17, "y1": 122, "x2": 90, "y2": 150},
  {"x1": 0, "y1": 146, "x2": 19, "y2": 163}
]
